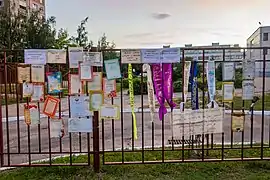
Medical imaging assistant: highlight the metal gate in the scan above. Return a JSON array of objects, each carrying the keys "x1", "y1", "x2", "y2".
[{"x1": 0, "y1": 47, "x2": 270, "y2": 173}]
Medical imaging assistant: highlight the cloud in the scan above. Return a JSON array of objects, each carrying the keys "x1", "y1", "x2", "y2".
[{"x1": 151, "y1": 13, "x2": 171, "y2": 20}]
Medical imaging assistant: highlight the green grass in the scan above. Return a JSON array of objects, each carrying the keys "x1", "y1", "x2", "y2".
[
  {"x1": 217, "y1": 94, "x2": 270, "y2": 111},
  {"x1": 2, "y1": 147, "x2": 270, "y2": 179}
]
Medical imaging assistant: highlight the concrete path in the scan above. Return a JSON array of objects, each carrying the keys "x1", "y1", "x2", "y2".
[{"x1": 1, "y1": 112, "x2": 270, "y2": 165}]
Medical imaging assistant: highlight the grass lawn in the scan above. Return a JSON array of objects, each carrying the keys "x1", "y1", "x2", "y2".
[{"x1": 2, "y1": 147, "x2": 270, "y2": 179}]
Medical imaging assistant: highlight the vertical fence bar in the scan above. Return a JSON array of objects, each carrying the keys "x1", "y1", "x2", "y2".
[
  {"x1": 120, "y1": 52, "x2": 124, "y2": 163},
  {"x1": 202, "y1": 50, "x2": 208, "y2": 157},
  {"x1": 151, "y1": 64, "x2": 155, "y2": 151},
  {"x1": 15, "y1": 62, "x2": 20, "y2": 153},
  {"x1": 161, "y1": 63, "x2": 165, "y2": 163},
  {"x1": 26, "y1": 97, "x2": 31, "y2": 165},
  {"x1": 111, "y1": 97, "x2": 115, "y2": 151},
  {"x1": 58, "y1": 65, "x2": 63, "y2": 153},
  {"x1": 46, "y1": 65, "x2": 52, "y2": 165},
  {"x1": 102, "y1": 118, "x2": 105, "y2": 164},
  {"x1": 37, "y1": 102, "x2": 41, "y2": 153},
  {"x1": 0, "y1": 79, "x2": 3, "y2": 167},
  {"x1": 241, "y1": 48, "x2": 246, "y2": 160},
  {"x1": 4, "y1": 52, "x2": 10, "y2": 166},
  {"x1": 141, "y1": 64, "x2": 144, "y2": 163},
  {"x1": 93, "y1": 111, "x2": 100, "y2": 172},
  {"x1": 261, "y1": 48, "x2": 266, "y2": 159}
]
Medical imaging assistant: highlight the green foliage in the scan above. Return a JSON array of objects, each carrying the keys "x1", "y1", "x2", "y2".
[
  {"x1": 0, "y1": 11, "x2": 115, "y2": 52},
  {"x1": 124, "y1": 77, "x2": 147, "y2": 95},
  {"x1": 173, "y1": 81, "x2": 182, "y2": 92},
  {"x1": 70, "y1": 17, "x2": 93, "y2": 49}
]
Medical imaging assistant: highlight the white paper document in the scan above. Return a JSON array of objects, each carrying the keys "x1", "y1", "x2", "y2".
[
  {"x1": 83, "y1": 52, "x2": 103, "y2": 66},
  {"x1": 68, "y1": 117, "x2": 93, "y2": 133},
  {"x1": 223, "y1": 83, "x2": 234, "y2": 102},
  {"x1": 50, "y1": 120, "x2": 62, "y2": 138},
  {"x1": 70, "y1": 95, "x2": 91, "y2": 118},
  {"x1": 141, "y1": 49, "x2": 161, "y2": 63},
  {"x1": 100, "y1": 105, "x2": 119, "y2": 119},
  {"x1": 172, "y1": 108, "x2": 224, "y2": 139},
  {"x1": 242, "y1": 80, "x2": 254, "y2": 100},
  {"x1": 69, "y1": 47, "x2": 83, "y2": 68},
  {"x1": 24, "y1": 49, "x2": 47, "y2": 65},
  {"x1": 222, "y1": 62, "x2": 235, "y2": 81},
  {"x1": 121, "y1": 49, "x2": 141, "y2": 64},
  {"x1": 161, "y1": 48, "x2": 181, "y2": 63},
  {"x1": 242, "y1": 59, "x2": 255, "y2": 80}
]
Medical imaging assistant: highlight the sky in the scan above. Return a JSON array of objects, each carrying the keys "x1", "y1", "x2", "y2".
[{"x1": 46, "y1": 0, "x2": 270, "y2": 48}]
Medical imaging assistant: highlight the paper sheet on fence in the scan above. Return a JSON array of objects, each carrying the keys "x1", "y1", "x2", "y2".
[
  {"x1": 32, "y1": 84, "x2": 44, "y2": 102},
  {"x1": 30, "y1": 107, "x2": 40, "y2": 125},
  {"x1": 17, "y1": 66, "x2": 30, "y2": 83},
  {"x1": 242, "y1": 59, "x2": 255, "y2": 80},
  {"x1": 70, "y1": 96, "x2": 91, "y2": 118},
  {"x1": 23, "y1": 82, "x2": 33, "y2": 97},
  {"x1": 223, "y1": 83, "x2": 234, "y2": 102},
  {"x1": 104, "y1": 59, "x2": 121, "y2": 80},
  {"x1": 24, "y1": 49, "x2": 47, "y2": 65},
  {"x1": 87, "y1": 72, "x2": 102, "y2": 91},
  {"x1": 70, "y1": 74, "x2": 81, "y2": 94},
  {"x1": 222, "y1": 62, "x2": 235, "y2": 81},
  {"x1": 50, "y1": 120, "x2": 62, "y2": 138},
  {"x1": 242, "y1": 80, "x2": 254, "y2": 100},
  {"x1": 68, "y1": 47, "x2": 83, "y2": 68},
  {"x1": 141, "y1": 49, "x2": 161, "y2": 63},
  {"x1": 161, "y1": 48, "x2": 181, "y2": 63},
  {"x1": 31, "y1": 65, "x2": 45, "y2": 83},
  {"x1": 172, "y1": 108, "x2": 224, "y2": 139},
  {"x1": 121, "y1": 49, "x2": 141, "y2": 64},
  {"x1": 68, "y1": 118, "x2": 92, "y2": 133},
  {"x1": 47, "y1": 49, "x2": 66, "y2": 64},
  {"x1": 83, "y1": 52, "x2": 103, "y2": 66}
]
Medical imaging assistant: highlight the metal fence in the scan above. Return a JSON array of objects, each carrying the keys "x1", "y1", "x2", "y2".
[{"x1": 0, "y1": 47, "x2": 270, "y2": 172}]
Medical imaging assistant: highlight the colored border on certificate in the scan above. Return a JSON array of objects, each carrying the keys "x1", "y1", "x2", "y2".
[
  {"x1": 87, "y1": 72, "x2": 103, "y2": 91},
  {"x1": 79, "y1": 61, "x2": 94, "y2": 81},
  {"x1": 68, "y1": 73, "x2": 84, "y2": 95},
  {"x1": 17, "y1": 64, "x2": 31, "y2": 83},
  {"x1": 100, "y1": 104, "x2": 120, "y2": 120},
  {"x1": 31, "y1": 82, "x2": 45, "y2": 102},
  {"x1": 42, "y1": 95, "x2": 60, "y2": 118},
  {"x1": 46, "y1": 71, "x2": 62, "y2": 94},
  {"x1": 89, "y1": 90, "x2": 104, "y2": 111},
  {"x1": 102, "y1": 78, "x2": 117, "y2": 98},
  {"x1": 222, "y1": 82, "x2": 235, "y2": 103},
  {"x1": 231, "y1": 111, "x2": 245, "y2": 132}
]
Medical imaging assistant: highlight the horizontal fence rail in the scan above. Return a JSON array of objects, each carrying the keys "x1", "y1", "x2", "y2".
[{"x1": 0, "y1": 47, "x2": 270, "y2": 172}]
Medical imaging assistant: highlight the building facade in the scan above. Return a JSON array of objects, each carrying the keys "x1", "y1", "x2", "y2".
[
  {"x1": 0, "y1": 0, "x2": 45, "y2": 17},
  {"x1": 246, "y1": 26, "x2": 270, "y2": 77},
  {"x1": 181, "y1": 43, "x2": 243, "y2": 68}
]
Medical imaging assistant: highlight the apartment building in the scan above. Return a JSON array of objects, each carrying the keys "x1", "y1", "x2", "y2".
[
  {"x1": 246, "y1": 26, "x2": 270, "y2": 77},
  {"x1": 182, "y1": 43, "x2": 243, "y2": 68},
  {"x1": 0, "y1": 0, "x2": 45, "y2": 16}
]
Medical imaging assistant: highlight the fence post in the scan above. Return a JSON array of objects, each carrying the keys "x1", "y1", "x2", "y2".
[
  {"x1": 0, "y1": 88, "x2": 3, "y2": 167},
  {"x1": 93, "y1": 111, "x2": 100, "y2": 172}
]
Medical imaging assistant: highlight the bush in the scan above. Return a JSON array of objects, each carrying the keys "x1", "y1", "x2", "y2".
[
  {"x1": 126, "y1": 77, "x2": 148, "y2": 95},
  {"x1": 122, "y1": 78, "x2": 129, "y2": 89},
  {"x1": 173, "y1": 81, "x2": 182, "y2": 92}
]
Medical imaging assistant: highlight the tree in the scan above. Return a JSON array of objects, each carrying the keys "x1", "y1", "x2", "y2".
[
  {"x1": 70, "y1": 17, "x2": 93, "y2": 49},
  {"x1": 53, "y1": 28, "x2": 71, "y2": 49}
]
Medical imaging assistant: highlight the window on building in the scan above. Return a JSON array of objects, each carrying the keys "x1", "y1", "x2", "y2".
[
  {"x1": 263, "y1": 48, "x2": 268, "y2": 55},
  {"x1": 0, "y1": 0, "x2": 4, "y2": 7},
  {"x1": 263, "y1": 33, "x2": 268, "y2": 41}
]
